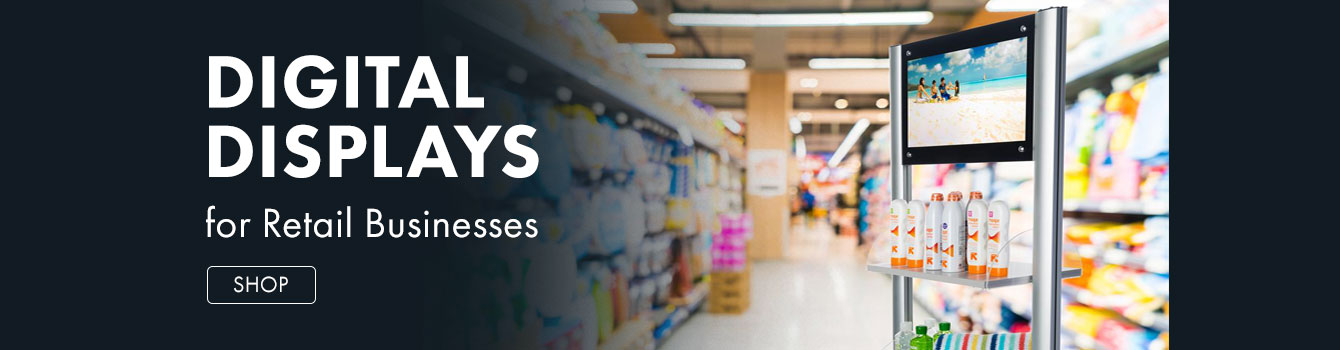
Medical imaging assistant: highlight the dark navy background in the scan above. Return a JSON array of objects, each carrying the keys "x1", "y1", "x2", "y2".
[{"x1": 10, "y1": 0, "x2": 558, "y2": 348}]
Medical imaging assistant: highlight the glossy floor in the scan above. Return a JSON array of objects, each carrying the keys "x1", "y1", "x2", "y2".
[{"x1": 661, "y1": 219, "x2": 933, "y2": 350}]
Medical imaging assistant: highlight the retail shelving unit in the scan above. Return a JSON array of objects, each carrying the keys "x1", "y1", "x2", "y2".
[{"x1": 872, "y1": 8, "x2": 1076, "y2": 349}]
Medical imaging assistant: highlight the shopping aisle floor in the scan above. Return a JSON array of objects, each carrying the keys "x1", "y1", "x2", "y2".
[{"x1": 661, "y1": 219, "x2": 932, "y2": 350}]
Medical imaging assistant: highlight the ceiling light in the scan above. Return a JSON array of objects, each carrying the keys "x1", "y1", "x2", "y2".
[
  {"x1": 828, "y1": 118, "x2": 870, "y2": 167},
  {"x1": 789, "y1": 117, "x2": 803, "y2": 134},
  {"x1": 876, "y1": 98, "x2": 889, "y2": 109},
  {"x1": 795, "y1": 136, "x2": 807, "y2": 158},
  {"x1": 644, "y1": 58, "x2": 747, "y2": 70},
  {"x1": 834, "y1": 98, "x2": 849, "y2": 109},
  {"x1": 586, "y1": 0, "x2": 638, "y2": 14},
  {"x1": 797, "y1": 112, "x2": 813, "y2": 121},
  {"x1": 799, "y1": 78, "x2": 819, "y2": 88},
  {"x1": 619, "y1": 43, "x2": 676, "y2": 55},
  {"x1": 808, "y1": 58, "x2": 890, "y2": 69},
  {"x1": 984, "y1": 0, "x2": 1075, "y2": 12},
  {"x1": 668, "y1": 11, "x2": 933, "y2": 27}
]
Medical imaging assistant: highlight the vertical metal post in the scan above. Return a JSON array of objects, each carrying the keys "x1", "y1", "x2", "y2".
[
  {"x1": 888, "y1": 44, "x2": 914, "y2": 338},
  {"x1": 1031, "y1": 7, "x2": 1066, "y2": 350}
]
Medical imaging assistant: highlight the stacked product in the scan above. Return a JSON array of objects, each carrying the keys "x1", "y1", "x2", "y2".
[{"x1": 708, "y1": 213, "x2": 753, "y2": 314}]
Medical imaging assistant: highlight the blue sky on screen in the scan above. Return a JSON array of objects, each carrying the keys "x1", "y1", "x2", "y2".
[{"x1": 908, "y1": 37, "x2": 1027, "y2": 86}]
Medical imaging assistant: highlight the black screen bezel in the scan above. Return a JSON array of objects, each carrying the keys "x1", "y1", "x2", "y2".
[{"x1": 900, "y1": 14, "x2": 1034, "y2": 165}]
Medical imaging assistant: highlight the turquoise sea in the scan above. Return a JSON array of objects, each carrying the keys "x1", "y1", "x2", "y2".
[{"x1": 906, "y1": 74, "x2": 1026, "y2": 99}]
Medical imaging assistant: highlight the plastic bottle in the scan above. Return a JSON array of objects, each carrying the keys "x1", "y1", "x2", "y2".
[
  {"x1": 940, "y1": 196, "x2": 966, "y2": 272},
  {"x1": 987, "y1": 200, "x2": 1011, "y2": 277},
  {"x1": 910, "y1": 326, "x2": 933, "y2": 350},
  {"x1": 893, "y1": 322, "x2": 915, "y2": 350},
  {"x1": 966, "y1": 194, "x2": 989, "y2": 274},
  {"x1": 905, "y1": 200, "x2": 925, "y2": 268},
  {"x1": 924, "y1": 194, "x2": 944, "y2": 271},
  {"x1": 890, "y1": 199, "x2": 908, "y2": 266}
]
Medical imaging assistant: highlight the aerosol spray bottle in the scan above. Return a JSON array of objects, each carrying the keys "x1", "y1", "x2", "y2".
[
  {"x1": 924, "y1": 193, "x2": 943, "y2": 271},
  {"x1": 905, "y1": 200, "x2": 925, "y2": 268},
  {"x1": 889, "y1": 199, "x2": 908, "y2": 266}
]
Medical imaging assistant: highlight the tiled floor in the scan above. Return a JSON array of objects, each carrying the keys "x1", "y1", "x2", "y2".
[{"x1": 661, "y1": 219, "x2": 933, "y2": 350}]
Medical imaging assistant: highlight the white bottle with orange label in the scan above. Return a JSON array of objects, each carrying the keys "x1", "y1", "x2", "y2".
[
  {"x1": 889, "y1": 199, "x2": 908, "y2": 266},
  {"x1": 987, "y1": 200, "x2": 1011, "y2": 277},
  {"x1": 940, "y1": 195, "x2": 966, "y2": 272},
  {"x1": 923, "y1": 193, "x2": 943, "y2": 271},
  {"x1": 905, "y1": 200, "x2": 925, "y2": 268},
  {"x1": 966, "y1": 192, "x2": 989, "y2": 274}
]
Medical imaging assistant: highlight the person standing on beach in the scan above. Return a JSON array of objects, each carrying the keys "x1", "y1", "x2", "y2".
[
  {"x1": 954, "y1": 80, "x2": 960, "y2": 98},
  {"x1": 916, "y1": 78, "x2": 929, "y2": 101}
]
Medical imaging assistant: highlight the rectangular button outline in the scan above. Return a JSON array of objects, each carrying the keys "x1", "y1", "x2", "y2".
[{"x1": 207, "y1": 266, "x2": 317, "y2": 304}]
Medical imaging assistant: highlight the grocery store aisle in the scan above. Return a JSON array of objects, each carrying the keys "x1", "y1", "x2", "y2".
[{"x1": 661, "y1": 221, "x2": 931, "y2": 350}]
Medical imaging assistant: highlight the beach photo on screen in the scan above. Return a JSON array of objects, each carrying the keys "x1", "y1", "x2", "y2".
[{"x1": 907, "y1": 37, "x2": 1028, "y2": 147}]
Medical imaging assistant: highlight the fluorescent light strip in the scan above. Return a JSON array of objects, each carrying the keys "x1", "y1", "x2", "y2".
[
  {"x1": 587, "y1": 0, "x2": 638, "y2": 14},
  {"x1": 809, "y1": 58, "x2": 890, "y2": 69},
  {"x1": 668, "y1": 11, "x2": 932, "y2": 27},
  {"x1": 984, "y1": 0, "x2": 1075, "y2": 12},
  {"x1": 644, "y1": 58, "x2": 747, "y2": 70},
  {"x1": 620, "y1": 43, "x2": 676, "y2": 55},
  {"x1": 828, "y1": 118, "x2": 870, "y2": 167}
]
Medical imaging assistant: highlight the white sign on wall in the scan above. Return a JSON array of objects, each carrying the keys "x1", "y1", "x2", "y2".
[{"x1": 746, "y1": 149, "x2": 787, "y2": 197}]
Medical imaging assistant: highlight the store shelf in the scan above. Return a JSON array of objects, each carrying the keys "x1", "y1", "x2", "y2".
[
  {"x1": 1061, "y1": 284, "x2": 1168, "y2": 332},
  {"x1": 439, "y1": 3, "x2": 722, "y2": 151},
  {"x1": 1063, "y1": 199, "x2": 1168, "y2": 216},
  {"x1": 653, "y1": 283, "x2": 709, "y2": 347},
  {"x1": 1065, "y1": 25, "x2": 1170, "y2": 99},
  {"x1": 1074, "y1": 244, "x2": 1169, "y2": 274},
  {"x1": 867, "y1": 262, "x2": 1081, "y2": 289}
]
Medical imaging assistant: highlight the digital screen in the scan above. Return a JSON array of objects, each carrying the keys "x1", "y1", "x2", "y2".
[{"x1": 906, "y1": 37, "x2": 1028, "y2": 148}]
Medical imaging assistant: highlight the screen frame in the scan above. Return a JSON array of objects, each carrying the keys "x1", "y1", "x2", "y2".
[{"x1": 899, "y1": 14, "x2": 1035, "y2": 165}]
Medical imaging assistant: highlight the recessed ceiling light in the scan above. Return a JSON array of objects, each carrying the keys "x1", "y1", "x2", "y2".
[
  {"x1": 876, "y1": 98, "x2": 889, "y2": 109},
  {"x1": 799, "y1": 78, "x2": 819, "y2": 88},
  {"x1": 835, "y1": 98, "x2": 849, "y2": 109}
]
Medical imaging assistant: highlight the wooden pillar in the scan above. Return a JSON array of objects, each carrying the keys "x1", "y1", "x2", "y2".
[{"x1": 745, "y1": 28, "x2": 791, "y2": 260}]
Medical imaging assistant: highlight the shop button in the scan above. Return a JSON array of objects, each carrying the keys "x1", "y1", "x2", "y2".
[{"x1": 206, "y1": 266, "x2": 316, "y2": 304}]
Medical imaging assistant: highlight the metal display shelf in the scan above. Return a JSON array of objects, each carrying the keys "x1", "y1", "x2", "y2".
[
  {"x1": 438, "y1": 3, "x2": 722, "y2": 151},
  {"x1": 885, "y1": 8, "x2": 1070, "y2": 349},
  {"x1": 1064, "y1": 199, "x2": 1169, "y2": 216},
  {"x1": 868, "y1": 262, "x2": 1081, "y2": 289}
]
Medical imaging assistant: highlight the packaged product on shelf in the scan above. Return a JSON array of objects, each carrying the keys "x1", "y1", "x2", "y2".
[
  {"x1": 906, "y1": 200, "x2": 926, "y2": 268},
  {"x1": 890, "y1": 199, "x2": 908, "y2": 266},
  {"x1": 924, "y1": 193, "x2": 944, "y2": 271},
  {"x1": 987, "y1": 201, "x2": 1010, "y2": 277},
  {"x1": 966, "y1": 194, "x2": 989, "y2": 274},
  {"x1": 940, "y1": 196, "x2": 966, "y2": 273}
]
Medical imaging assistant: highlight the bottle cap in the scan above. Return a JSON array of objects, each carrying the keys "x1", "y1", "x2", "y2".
[
  {"x1": 915, "y1": 325, "x2": 927, "y2": 334},
  {"x1": 947, "y1": 192, "x2": 962, "y2": 201},
  {"x1": 939, "y1": 322, "x2": 951, "y2": 331},
  {"x1": 930, "y1": 193, "x2": 943, "y2": 201},
  {"x1": 969, "y1": 191, "x2": 983, "y2": 200}
]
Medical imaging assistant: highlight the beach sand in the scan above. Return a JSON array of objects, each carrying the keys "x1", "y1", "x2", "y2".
[{"x1": 907, "y1": 88, "x2": 1027, "y2": 147}]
